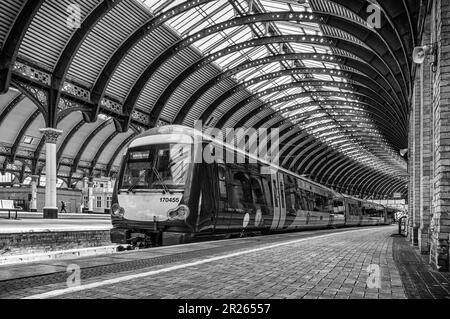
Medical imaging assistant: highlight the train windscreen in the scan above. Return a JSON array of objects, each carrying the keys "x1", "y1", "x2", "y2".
[{"x1": 119, "y1": 143, "x2": 191, "y2": 191}]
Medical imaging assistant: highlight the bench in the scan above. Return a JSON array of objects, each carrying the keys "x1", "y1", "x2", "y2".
[{"x1": 0, "y1": 200, "x2": 22, "y2": 219}]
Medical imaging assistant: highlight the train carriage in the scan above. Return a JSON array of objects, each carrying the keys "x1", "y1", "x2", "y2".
[{"x1": 110, "y1": 125, "x2": 388, "y2": 247}]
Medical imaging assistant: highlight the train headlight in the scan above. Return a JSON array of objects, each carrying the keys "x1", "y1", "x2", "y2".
[
  {"x1": 111, "y1": 203, "x2": 125, "y2": 218},
  {"x1": 167, "y1": 205, "x2": 190, "y2": 220}
]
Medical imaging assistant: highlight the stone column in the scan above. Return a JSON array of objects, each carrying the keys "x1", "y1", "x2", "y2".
[
  {"x1": 87, "y1": 180, "x2": 94, "y2": 213},
  {"x1": 39, "y1": 128, "x2": 63, "y2": 219},
  {"x1": 412, "y1": 71, "x2": 421, "y2": 246},
  {"x1": 30, "y1": 175, "x2": 38, "y2": 212},
  {"x1": 408, "y1": 76, "x2": 419, "y2": 244},
  {"x1": 419, "y1": 15, "x2": 433, "y2": 255},
  {"x1": 430, "y1": 0, "x2": 450, "y2": 271}
]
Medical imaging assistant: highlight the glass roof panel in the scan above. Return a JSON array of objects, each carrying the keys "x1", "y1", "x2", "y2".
[
  {"x1": 259, "y1": 0, "x2": 290, "y2": 12},
  {"x1": 275, "y1": 76, "x2": 293, "y2": 85},
  {"x1": 289, "y1": 43, "x2": 318, "y2": 53},
  {"x1": 196, "y1": 27, "x2": 240, "y2": 53},
  {"x1": 141, "y1": 0, "x2": 186, "y2": 13},
  {"x1": 274, "y1": 21, "x2": 308, "y2": 35},
  {"x1": 262, "y1": 91, "x2": 282, "y2": 102},
  {"x1": 313, "y1": 74, "x2": 334, "y2": 81},
  {"x1": 215, "y1": 51, "x2": 247, "y2": 68},
  {"x1": 138, "y1": 0, "x2": 408, "y2": 179},
  {"x1": 249, "y1": 81, "x2": 276, "y2": 93}
]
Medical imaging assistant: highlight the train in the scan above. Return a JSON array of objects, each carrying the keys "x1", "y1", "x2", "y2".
[{"x1": 110, "y1": 125, "x2": 397, "y2": 247}]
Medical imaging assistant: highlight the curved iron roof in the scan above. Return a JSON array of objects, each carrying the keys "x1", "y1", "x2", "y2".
[{"x1": 0, "y1": 0, "x2": 427, "y2": 198}]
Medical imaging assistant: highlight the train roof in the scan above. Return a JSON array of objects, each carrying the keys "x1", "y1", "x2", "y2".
[
  {"x1": 342, "y1": 194, "x2": 387, "y2": 208},
  {"x1": 342, "y1": 194, "x2": 364, "y2": 202},
  {"x1": 131, "y1": 125, "x2": 346, "y2": 198}
]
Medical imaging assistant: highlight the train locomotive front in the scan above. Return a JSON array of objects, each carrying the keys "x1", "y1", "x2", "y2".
[{"x1": 110, "y1": 126, "x2": 202, "y2": 246}]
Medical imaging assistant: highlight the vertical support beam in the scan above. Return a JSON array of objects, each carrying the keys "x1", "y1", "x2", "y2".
[
  {"x1": 30, "y1": 174, "x2": 38, "y2": 212},
  {"x1": 412, "y1": 63, "x2": 422, "y2": 246},
  {"x1": 87, "y1": 180, "x2": 94, "y2": 214},
  {"x1": 419, "y1": 14, "x2": 433, "y2": 255},
  {"x1": 408, "y1": 83, "x2": 415, "y2": 243},
  {"x1": 430, "y1": 0, "x2": 450, "y2": 271},
  {"x1": 39, "y1": 128, "x2": 63, "y2": 219},
  {"x1": 81, "y1": 177, "x2": 88, "y2": 212}
]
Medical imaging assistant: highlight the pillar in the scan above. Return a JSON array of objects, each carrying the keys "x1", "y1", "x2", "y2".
[
  {"x1": 408, "y1": 106, "x2": 413, "y2": 241},
  {"x1": 87, "y1": 180, "x2": 94, "y2": 213},
  {"x1": 430, "y1": 0, "x2": 450, "y2": 271},
  {"x1": 39, "y1": 128, "x2": 63, "y2": 219},
  {"x1": 419, "y1": 14, "x2": 433, "y2": 255},
  {"x1": 411, "y1": 69, "x2": 421, "y2": 246},
  {"x1": 30, "y1": 174, "x2": 38, "y2": 212}
]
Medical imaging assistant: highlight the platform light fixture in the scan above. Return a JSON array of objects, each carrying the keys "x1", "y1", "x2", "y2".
[
  {"x1": 413, "y1": 45, "x2": 432, "y2": 64},
  {"x1": 399, "y1": 148, "x2": 408, "y2": 157},
  {"x1": 413, "y1": 43, "x2": 438, "y2": 71}
]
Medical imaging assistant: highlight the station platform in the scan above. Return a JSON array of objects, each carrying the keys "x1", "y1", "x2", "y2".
[
  {"x1": 0, "y1": 215, "x2": 113, "y2": 262},
  {"x1": 1, "y1": 225, "x2": 449, "y2": 299},
  {"x1": 0, "y1": 216, "x2": 111, "y2": 233}
]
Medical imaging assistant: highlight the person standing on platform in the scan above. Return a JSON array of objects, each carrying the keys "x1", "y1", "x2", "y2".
[{"x1": 60, "y1": 200, "x2": 67, "y2": 214}]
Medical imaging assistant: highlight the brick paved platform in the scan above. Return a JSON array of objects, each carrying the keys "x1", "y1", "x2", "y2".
[
  {"x1": 392, "y1": 234, "x2": 450, "y2": 299},
  {"x1": 0, "y1": 225, "x2": 449, "y2": 299}
]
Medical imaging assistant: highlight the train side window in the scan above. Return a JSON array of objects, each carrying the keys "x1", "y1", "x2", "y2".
[
  {"x1": 351, "y1": 204, "x2": 358, "y2": 215},
  {"x1": 299, "y1": 190, "x2": 309, "y2": 211},
  {"x1": 309, "y1": 192, "x2": 316, "y2": 211},
  {"x1": 318, "y1": 195, "x2": 327, "y2": 211},
  {"x1": 229, "y1": 178, "x2": 244, "y2": 209},
  {"x1": 250, "y1": 177, "x2": 265, "y2": 204},
  {"x1": 279, "y1": 181, "x2": 285, "y2": 208},
  {"x1": 284, "y1": 175, "x2": 296, "y2": 213},
  {"x1": 218, "y1": 165, "x2": 227, "y2": 199},
  {"x1": 313, "y1": 193, "x2": 321, "y2": 211},
  {"x1": 272, "y1": 179, "x2": 279, "y2": 207},
  {"x1": 334, "y1": 200, "x2": 344, "y2": 215},
  {"x1": 294, "y1": 191, "x2": 301, "y2": 210},
  {"x1": 285, "y1": 189, "x2": 297, "y2": 215},
  {"x1": 231, "y1": 172, "x2": 253, "y2": 208},
  {"x1": 261, "y1": 176, "x2": 272, "y2": 207}
]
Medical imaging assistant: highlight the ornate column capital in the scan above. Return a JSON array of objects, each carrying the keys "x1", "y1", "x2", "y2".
[
  {"x1": 39, "y1": 128, "x2": 63, "y2": 144},
  {"x1": 31, "y1": 174, "x2": 39, "y2": 182}
]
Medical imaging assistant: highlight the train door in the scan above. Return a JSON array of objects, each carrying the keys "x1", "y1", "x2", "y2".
[
  {"x1": 270, "y1": 174, "x2": 280, "y2": 230},
  {"x1": 278, "y1": 174, "x2": 286, "y2": 229},
  {"x1": 197, "y1": 163, "x2": 221, "y2": 233},
  {"x1": 270, "y1": 173, "x2": 286, "y2": 230},
  {"x1": 216, "y1": 164, "x2": 230, "y2": 231}
]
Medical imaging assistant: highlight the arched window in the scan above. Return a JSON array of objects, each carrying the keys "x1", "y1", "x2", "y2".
[{"x1": 0, "y1": 172, "x2": 13, "y2": 184}]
